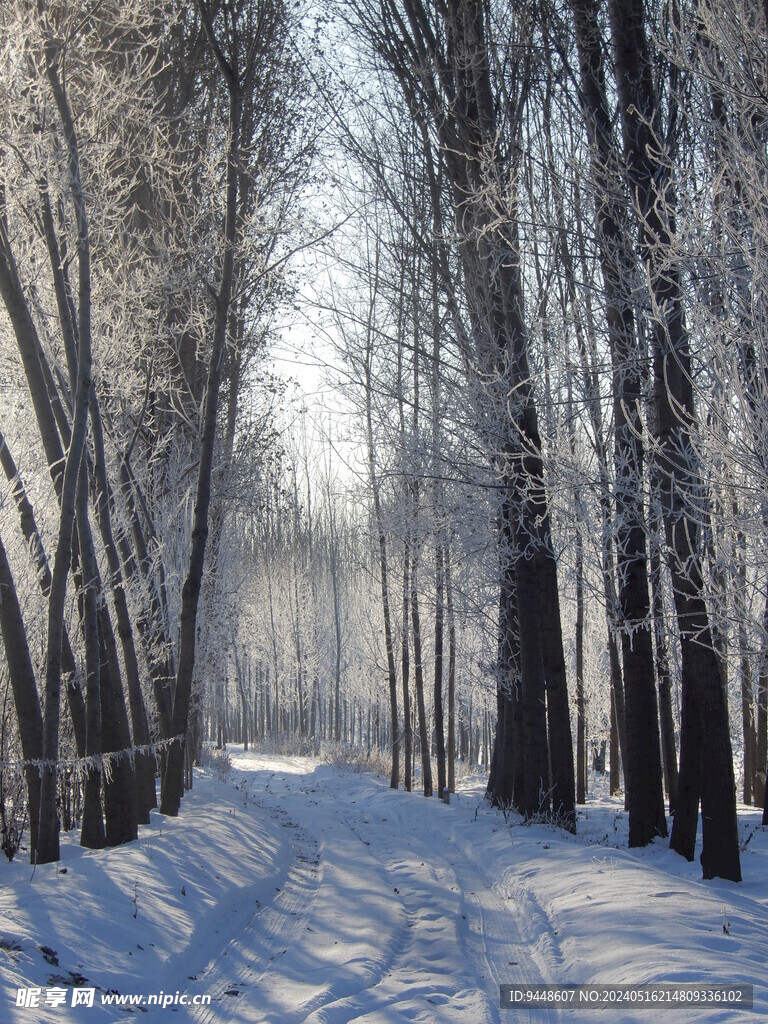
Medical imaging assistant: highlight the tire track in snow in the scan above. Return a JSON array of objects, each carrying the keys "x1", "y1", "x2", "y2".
[
  {"x1": 394, "y1": 807, "x2": 561, "y2": 1024},
  {"x1": 437, "y1": 824, "x2": 559, "y2": 1018},
  {"x1": 187, "y1": 801, "x2": 321, "y2": 1024},
  {"x1": 299, "y1": 784, "x2": 563, "y2": 1024},
  {"x1": 457, "y1": 872, "x2": 559, "y2": 1024},
  {"x1": 298, "y1": 822, "x2": 489, "y2": 1024},
  {"x1": 188, "y1": 767, "x2": 404, "y2": 1023},
  {"x1": 185, "y1": 759, "x2": 569, "y2": 1023},
  {"x1": 296, "y1": 785, "x2": 411, "y2": 1021}
]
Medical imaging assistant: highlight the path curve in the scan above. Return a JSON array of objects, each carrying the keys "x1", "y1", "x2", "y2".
[{"x1": 180, "y1": 755, "x2": 565, "y2": 1024}]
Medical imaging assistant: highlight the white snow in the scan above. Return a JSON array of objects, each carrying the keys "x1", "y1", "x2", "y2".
[{"x1": 0, "y1": 748, "x2": 765, "y2": 1022}]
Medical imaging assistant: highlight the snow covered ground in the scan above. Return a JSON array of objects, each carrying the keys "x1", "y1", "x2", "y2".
[{"x1": 0, "y1": 747, "x2": 766, "y2": 1022}]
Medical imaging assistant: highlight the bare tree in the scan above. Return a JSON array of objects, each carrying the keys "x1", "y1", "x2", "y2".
[
  {"x1": 606, "y1": 0, "x2": 740, "y2": 880},
  {"x1": 568, "y1": 0, "x2": 667, "y2": 845}
]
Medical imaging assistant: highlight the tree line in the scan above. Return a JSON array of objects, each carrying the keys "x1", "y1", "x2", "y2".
[
  {"x1": 0, "y1": 0, "x2": 314, "y2": 863},
  {"x1": 315, "y1": 0, "x2": 768, "y2": 885}
]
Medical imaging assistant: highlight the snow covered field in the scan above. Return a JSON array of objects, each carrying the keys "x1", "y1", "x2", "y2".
[{"x1": 0, "y1": 748, "x2": 766, "y2": 1022}]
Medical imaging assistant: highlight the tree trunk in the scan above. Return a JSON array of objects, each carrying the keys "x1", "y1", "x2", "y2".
[
  {"x1": 328, "y1": 495, "x2": 344, "y2": 746},
  {"x1": 402, "y1": 543, "x2": 413, "y2": 793},
  {"x1": 36, "y1": 14, "x2": 97, "y2": 863},
  {"x1": 0, "y1": 428, "x2": 86, "y2": 758},
  {"x1": 97, "y1": 612, "x2": 138, "y2": 847},
  {"x1": 0, "y1": 529, "x2": 44, "y2": 862},
  {"x1": 487, "y1": 558, "x2": 522, "y2": 811},
  {"x1": 734, "y1": 526, "x2": 756, "y2": 805},
  {"x1": 76, "y1": 461, "x2": 106, "y2": 851},
  {"x1": 649, "y1": 533, "x2": 678, "y2": 815},
  {"x1": 161, "y1": 11, "x2": 246, "y2": 815},
  {"x1": 88, "y1": 400, "x2": 156, "y2": 821},
  {"x1": 433, "y1": 546, "x2": 447, "y2": 799},
  {"x1": 607, "y1": 0, "x2": 740, "y2": 880},
  {"x1": 364, "y1": 344, "x2": 400, "y2": 790},
  {"x1": 506, "y1": 500, "x2": 550, "y2": 818},
  {"x1": 757, "y1": 589, "x2": 768, "y2": 809},
  {"x1": 570, "y1": 0, "x2": 666, "y2": 845},
  {"x1": 446, "y1": 548, "x2": 457, "y2": 794},
  {"x1": 576, "y1": 530, "x2": 586, "y2": 805},
  {"x1": 411, "y1": 543, "x2": 433, "y2": 797}
]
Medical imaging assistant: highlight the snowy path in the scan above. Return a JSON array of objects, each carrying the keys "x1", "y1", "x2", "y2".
[
  {"x1": 2, "y1": 749, "x2": 765, "y2": 1023},
  {"x1": 185, "y1": 753, "x2": 558, "y2": 1024}
]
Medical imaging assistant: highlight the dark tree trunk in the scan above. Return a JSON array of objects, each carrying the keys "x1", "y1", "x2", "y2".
[
  {"x1": 328, "y1": 499, "x2": 343, "y2": 747},
  {"x1": 757, "y1": 593, "x2": 768, "y2": 808},
  {"x1": 649, "y1": 535, "x2": 678, "y2": 815},
  {"x1": 36, "y1": 17, "x2": 97, "y2": 863},
  {"x1": 508, "y1": 501, "x2": 550, "y2": 818},
  {"x1": 402, "y1": 543, "x2": 413, "y2": 793},
  {"x1": 77, "y1": 461, "x2": 106, "y2": 851},
  {"x1": 734, "y1": 529, "x2": 756, "y2": 805},
  {"x1": 88, "y1": 401, "x2": 156, "y2": 821},
  {"x1": 433, "y1": 546, "x2": 447, "y2": 799},
  {"x1": 488, "y1": 558, "x2": 522, "y2": 811},
  {"x1": 364, "y1": 350, "x2": 400, "y2": 790},
  {"x1": 98, "y1": 616, "x2": 138, "y2": 847},
  {"x1": 610, "y1": 689, "x2": 621, "y2": 796},
  {"x1": 0, "y1": 529, "x2": 44, "y2": 861},
  {"x1": 607, "y1": 0, "x2": 740, "y2": 880},
  {"x1": 604, "y1": 544, "x2": 627, "y2": 800},
  {"x1": 162, "y1": 3, "x2": 254, "y2": 814},
  {"x1": 117, "y1": 462, "x2": 174, "y2": 744},
  {"x1": 0, "y1": 428, "x2": 86, "y2": 758},
  {"x1": 570, "y1": 0, "x2": 666, "y2": 846},
  {"x1": 487, "y1": 583, "x2": 507, "y2": 806},
  {"x1": 445, "y1": 549, "x2": 457, "y2": 794}
]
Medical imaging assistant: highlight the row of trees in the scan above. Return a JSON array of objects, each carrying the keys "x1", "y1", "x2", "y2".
[
  {"x1": 297, "y1": 0, "x2": 768, "y2": 885},
  {"x1": 0, "y1": 0, "x2": 314, "y2": 863},
  {"x1": 198, "y1": 442, "x2": 499, "y2": 777}
]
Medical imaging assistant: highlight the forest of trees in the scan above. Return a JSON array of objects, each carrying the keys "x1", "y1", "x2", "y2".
[{"x1": 1, "y1": 0, "x2": 767, "y2": 886}]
